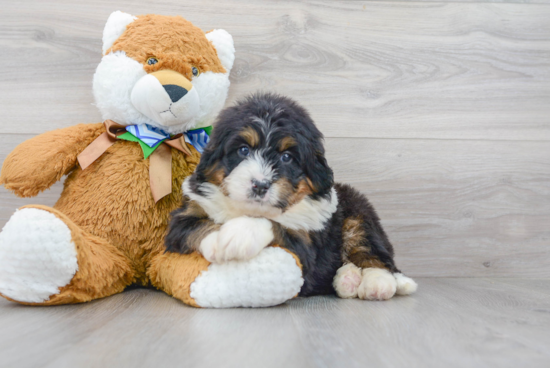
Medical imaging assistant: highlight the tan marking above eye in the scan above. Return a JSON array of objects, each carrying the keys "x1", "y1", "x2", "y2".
[
  {"x1": 239, "y1": 126, "x2": 260, "y2": 147},
  {"x1": 279, "y1": 136, "x2": 297, "y2": 151}
]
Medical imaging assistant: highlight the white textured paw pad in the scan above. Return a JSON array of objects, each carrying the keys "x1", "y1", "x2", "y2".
[
  {"x1": 358, "y1": 268, "x2": 397, "y2": 301},
  {"x1": 333, "y1": 263, "x2": 362, "y2": 299},
  {"x1": 190, "y1": 247, "x2": 304, "y2": 308},
  {"x1": 394, "y1": 273, "x2": 418, "y2": 295},
  {"x1": 0, "y1": 208, "x2": 78, "y2": 303}
]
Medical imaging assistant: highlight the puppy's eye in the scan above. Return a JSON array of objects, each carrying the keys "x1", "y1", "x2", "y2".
[
  {"x1": 238, "y1": 146, "x2": 250, "y2": 157},
  {"x1": 192, "y1": 66, "x2": 200, "y2": 77},
  {"x1": 280, "y1": 152, "x2": 292, "y2": 163},
  {"x1": 146, "y1": 57, "x2": 158, "y2": 65}
]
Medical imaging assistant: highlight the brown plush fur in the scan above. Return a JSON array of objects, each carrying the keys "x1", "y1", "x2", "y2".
[
  {"x1": 0, "y1": 123, "x2": 204, "y2": 305},
  {"x1": 0, "y1": 124, "x2": 105, "y2": 197},
  {"x1": 148, "y1": 251, "x2": 210, "y2": 308},
  {"x1": 109, "y1": 14, "x2": 225, "y2": 79}
]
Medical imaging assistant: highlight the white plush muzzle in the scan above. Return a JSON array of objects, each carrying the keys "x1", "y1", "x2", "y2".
[{"x1": 130, "y1": 74, "x2": 200, "y2": 127}]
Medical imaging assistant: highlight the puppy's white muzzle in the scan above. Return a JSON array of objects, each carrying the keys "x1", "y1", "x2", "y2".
[{"x1": 131, "y1": 69, "x2": 200, "y2": 127}]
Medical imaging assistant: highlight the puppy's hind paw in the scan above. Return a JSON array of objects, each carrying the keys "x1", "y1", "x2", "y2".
[
  {"x1": 358, "y1": 268, "x2": 397, "y2": 301},
  {"x1": 394, "y1": 273, "x2": 418, "y2": 295},
  {"x1": 333, "y1": 263, "x2": 362, "y2": 299}
]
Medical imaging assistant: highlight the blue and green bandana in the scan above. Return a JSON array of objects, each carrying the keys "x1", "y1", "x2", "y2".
[{"x1": 119, "y1": 124, "x2": 212, "y2": 158}]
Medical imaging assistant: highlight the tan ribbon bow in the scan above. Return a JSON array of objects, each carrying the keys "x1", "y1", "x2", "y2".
[{"x1": 77, "y1": 120, "x2": 193, "y2": 203}]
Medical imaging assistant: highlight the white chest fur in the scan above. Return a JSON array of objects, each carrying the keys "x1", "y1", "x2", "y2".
[{"x1": 183, "y1": 179, "x2": 338, "y2": 231}]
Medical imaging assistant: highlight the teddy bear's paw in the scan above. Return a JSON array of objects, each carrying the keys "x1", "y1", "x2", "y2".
[
  {"x1": 212, "y1": 217, "x2": 274, "y2": 263},
  {"x1": 333, "y1": 263, "x2": 363, "y2": 299},
  {"x1": 190, "y1": 247, "x2": 304, "y2": 308},
  {"x1": 357, "y1": 268, "x2": 397, "y2": 301},
  {"x1": 0, "y1": 208, "x2": 78, "y2": 303}
]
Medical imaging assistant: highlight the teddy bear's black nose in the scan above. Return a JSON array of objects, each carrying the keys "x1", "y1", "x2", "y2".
[{"x1": 163, "y1": 84, "x2": 188, "y2": 102}]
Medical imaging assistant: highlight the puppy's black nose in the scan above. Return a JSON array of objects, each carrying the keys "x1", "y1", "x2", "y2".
[
  {"x1": 252, "y1": 179, "x2": 271, "y2": 198},
  {"x1": 163, "y1": 84, "x2": 188, "y2": 102}
]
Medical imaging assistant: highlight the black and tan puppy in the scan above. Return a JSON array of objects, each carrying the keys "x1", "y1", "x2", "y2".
[{"x1": 165, "y1": 93, "x2": 417, "y2": 300}]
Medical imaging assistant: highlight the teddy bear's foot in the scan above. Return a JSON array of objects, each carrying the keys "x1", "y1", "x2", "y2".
[
  {"x1": 190, "y1": 247, "x2": 304, "y2": 308},
  {"x1": 0, "y1": 208, "x2": 78, "y2": 303},
  {"x1": 0, "y1": 205, "x2": 134, "y2": 305},
  {"x1": 149, "y1": 247, "x2": 304, "y2": 308}
]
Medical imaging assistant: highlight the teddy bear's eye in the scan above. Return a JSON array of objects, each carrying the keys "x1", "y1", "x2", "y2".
[
  {"x1": 146, "y1": 57, "x2": 158, "y2": 66},
  {"x1": 192, "y1": 66, "x2": 200, "y2": 77}
]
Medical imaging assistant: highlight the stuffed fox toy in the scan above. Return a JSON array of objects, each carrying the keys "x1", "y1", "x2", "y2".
[{"x1": 0, "y1": 12, "x2": 304, "y2": 308}]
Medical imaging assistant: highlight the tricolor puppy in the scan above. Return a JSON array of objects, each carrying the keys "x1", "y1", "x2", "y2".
[{"x1": 165, "y1": 93, "x2": 417, "y2": 300}]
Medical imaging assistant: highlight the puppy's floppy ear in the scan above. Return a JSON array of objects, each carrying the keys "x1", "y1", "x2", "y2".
[
  {"x1": 194, "y1": 134, "x2": 226, "y2": 183},
  {"x1": 302, "y1": 141, "x2": 334, "y2": 197}
]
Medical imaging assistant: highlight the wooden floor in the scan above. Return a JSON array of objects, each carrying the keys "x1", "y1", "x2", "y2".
[{"x1": 1, "y1": 279, "x2": 549, "y2": 368}]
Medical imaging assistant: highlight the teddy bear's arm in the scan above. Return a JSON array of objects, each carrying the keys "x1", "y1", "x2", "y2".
[{"x1": 0, "y1": 123, "x2": 105, "y2": 197}]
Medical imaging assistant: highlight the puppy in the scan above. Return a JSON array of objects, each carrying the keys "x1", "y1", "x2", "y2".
[{"x1": 165, "y1": 93, "x2": 417, "y2": 300}]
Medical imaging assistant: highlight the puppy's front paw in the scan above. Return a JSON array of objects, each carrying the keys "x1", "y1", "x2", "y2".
[
  {"x1": 213, "y1": 217, "x2": 274, "y2": 263},
  {"x1": 198, "y1": 231, "x2": 220, "y2": 262},
  {"x1": 333, "y1": 263, "x2": 362, "y2": 299},
  {"x1": 358, "y1": 268, "x2": 397, "y2": 301}
]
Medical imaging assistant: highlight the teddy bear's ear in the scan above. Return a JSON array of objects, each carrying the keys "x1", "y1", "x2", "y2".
[
  {"x1": 206, "y1": 29, "x2": 236, "y2": 73},
  {"x1": 102, "y1": 11, "x2": 137, "y2": 55}
]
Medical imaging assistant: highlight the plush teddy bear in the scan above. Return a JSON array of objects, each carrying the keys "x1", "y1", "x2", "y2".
[{"x1": 0, "y1": 11, "x2": 303, "y2": 308}]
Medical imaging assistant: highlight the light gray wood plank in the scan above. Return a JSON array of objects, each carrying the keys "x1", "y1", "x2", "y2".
[
  {"x1": 361, "y1": 0, "x2": 550, "y2": 3},
  {"x1": 43, "y1": 292, "x2": 312, "y2": 368},
  {"x1": 0, "y1": 1, "x2": 549, "y2": 140},
  {"x1": 325, "y1": 137, "x2": 550, "y2": 278},
  {"x1": 1, "y1": 134, "x2": 548, "y2": 278},
  {"x1": 0, "y1": 279, "x2": 549, "y2": 368},
  {"x1": 288, "y1": 278, "x2": 550, "y2": 368},
  {"x1": 482, "y1": 278, "x2": 550, "y2": 303}
]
